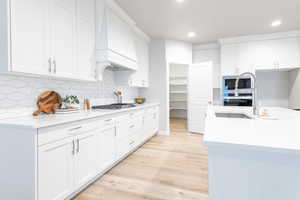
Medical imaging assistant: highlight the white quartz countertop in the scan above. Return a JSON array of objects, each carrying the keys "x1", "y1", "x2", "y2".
[
  {"x1": 0, "y1": 103, "x2": 159, "y2": 129},
  {"x1": 204, "y1": 105, "x2": 300, "y2": 151}
]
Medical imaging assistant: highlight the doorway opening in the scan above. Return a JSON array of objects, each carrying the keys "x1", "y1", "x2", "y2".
[{"x1": 169, "y1": 63, "x2": 189, "y2": 134}]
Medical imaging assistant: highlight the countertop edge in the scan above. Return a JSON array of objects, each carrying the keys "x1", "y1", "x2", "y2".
[{"x1": 0, "y1": 103, "x2": 160, "y2": 129}]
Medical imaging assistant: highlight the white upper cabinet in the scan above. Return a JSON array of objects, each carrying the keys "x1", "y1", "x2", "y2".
[
  {"x1": 220, "y1": 31, "x2": 300, "y2": 76},
  {"x1": 50, "y1": 0, "x2": 76, "y2": 78},
  {"x1": 130, "y1": 32, "x2": 150, "y2": 88},
  {"x1": 2, "y1": 0, "x2": 96, "y2": 81},
  {"x1": 10, "y1": 0, "x2": 50, "y2": 75},
  {"x1": 236, "y1": 42, "x2": 256, "y2": 74},
  {"x1": 76, "y1": 0, "x2": 96, "y2": 80},
  {"x1": 106, "y1": 9, "x2": 137, "y2": 63},
  {"x1": 254, "y1": 37, "x2": 300, "y2": 70},
  {"x1": 221, "y1": 44, "x2": 239, "y2": 76}
]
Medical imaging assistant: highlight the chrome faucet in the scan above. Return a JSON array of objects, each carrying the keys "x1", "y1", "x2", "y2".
[{"x1": 235, "y1": 72, "x2": 258, "y2": 115}]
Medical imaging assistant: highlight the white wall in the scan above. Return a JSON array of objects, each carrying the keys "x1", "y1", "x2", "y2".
[
  {"x1": 140, "y1": 40, "x2": 192, "y2": 135},
  {"x1": 0, "y1": 71, "x2": 138, "y2": 119},
  {"x1": 289, "y1": 69, "x2": 300, "y2": 109},
  {"x1": 256, "y1": 71, "x2": 289, "y2": 107},
  {"x1": 139, "y1": 40, "x2": 169, "y2": 135},
  {"x1": 165, "y1": 40, "x2": 192, "y2": 65}
]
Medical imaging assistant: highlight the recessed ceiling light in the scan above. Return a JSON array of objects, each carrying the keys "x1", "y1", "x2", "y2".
[
  {"x1": 271, "y1": 20, "x2": 282, "y2": 27},
  {"x1": 176, "y1": 0, "x2": 185, "y2": 3},
  {"x1": 187, "y1": 32, "x2": 196, "y2": 38}
]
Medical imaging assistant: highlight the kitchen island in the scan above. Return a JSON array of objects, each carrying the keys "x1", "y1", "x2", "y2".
[{"x1": 204, "y1": 105, "x2": 300, "y2": 200}]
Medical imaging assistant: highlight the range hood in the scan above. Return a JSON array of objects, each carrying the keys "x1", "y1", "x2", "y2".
[
  {"x1": 96, "y1": 49, "x2": 138, "y2": 81},
  {"x1": 95, "y1": 0, "x2": 139, "y2": 81}
]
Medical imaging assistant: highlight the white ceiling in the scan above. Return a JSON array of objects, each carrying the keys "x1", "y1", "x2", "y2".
[{"x1": 115, "y1": 0, "x2": 300, "y2": 44}]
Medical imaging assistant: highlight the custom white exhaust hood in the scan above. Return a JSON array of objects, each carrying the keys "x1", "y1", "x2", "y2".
[
  {"x1": 95, "y1": 50, "x2": 138, "y2": 81},
  {"x1": 95, "y1": 0, "x2": 138, "y2": 81}
]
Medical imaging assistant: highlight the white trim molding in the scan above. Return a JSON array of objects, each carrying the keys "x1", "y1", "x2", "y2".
[
  {"x1": 193, "y1": 43, "x2": 220, "y2": 51},
  {"x1": 219, "y1": 30, "x2": 300, "y2": 45}
]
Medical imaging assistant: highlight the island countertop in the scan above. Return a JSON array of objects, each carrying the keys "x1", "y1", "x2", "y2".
[{"x1": 204, "y1": 105, "x2": 300, "y2": 152}]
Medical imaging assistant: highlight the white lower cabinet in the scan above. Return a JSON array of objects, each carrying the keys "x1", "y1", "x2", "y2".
[
  {"x1": 38, "y1": 126, "x2": 97, "y2": 200},
  {"x1": 74, "y1": 131, "x2": 97, "y2": 190},
  {"x1": 97, "y1": 126, "x2": 116, "y2": 171},
  {"x1": 35, "y1": 105, "x2": 159, "y2": 200},
  {"x1": 38, "y1": 138, "x2": 74, "y2": 200},
  {"x1": 144, "y1": 107, "x2": 159, "y2": 139}
]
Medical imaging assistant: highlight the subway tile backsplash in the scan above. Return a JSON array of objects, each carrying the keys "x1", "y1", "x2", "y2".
[{"x1": 0, "y1": 70, "x2": 138, "y2": 119}]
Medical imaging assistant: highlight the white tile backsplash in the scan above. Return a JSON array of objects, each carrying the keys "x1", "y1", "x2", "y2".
[{"x1": 0, "y1": 70, "x2": 138, "y2": 119}]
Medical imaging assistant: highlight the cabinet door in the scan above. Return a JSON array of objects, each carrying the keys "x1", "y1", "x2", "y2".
[
  {"x1": 254, "y1": 40, "x2": 279, "y2": 70},
  {"x1": 10, "y1": 0, "x2": 50, "y2": 75},
  {"x1": 221, "y1": 44, "x2": 239, "y2": 76},
  {"x1": 116, "y1": 137, "x2": 130, "y2": 159},
  {"x1": 237, "y1": 42, "x2": 255, "y2": 74},
  {"x1": 38, "y1": 138, "x2": 74, "y2": 200},
  {"x1": 254, "y1": 38, "x2": 300, "y2": 70},
  {"x1": 130, "y1": 35, "x2": 149, "y2": 87},
  {"x1": 144, "y1": 110, "x2": 159, "y2": 139},
  {"x1": 188, "y1": 63, "x2": 213, "y2": 134},
  {"x1": 76, "y1": 0, "x2": 96, "y2": 80},
  {"x1": 115, "y1": 117, "x2": 131, "y2": 159},
  {"x1": 275, "y1": 38, "x2": 300, "y2": 69},
  {"x1": 106, "y1": 9, "x2": 137, "y2": 62},
  {"x1": 98, "y1": 128, "x2": 116, "y2": 171},
  {"x1": 74, "y1": 132, "x2": 97, "y2": 189},
  {"x1": 50, "y1": 0, "x2": 76, "y2": 78}
]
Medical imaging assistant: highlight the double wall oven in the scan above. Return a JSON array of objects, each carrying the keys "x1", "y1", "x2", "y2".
[{"x1": 223, "y1": 76, "x2": 253, "y2": 106}]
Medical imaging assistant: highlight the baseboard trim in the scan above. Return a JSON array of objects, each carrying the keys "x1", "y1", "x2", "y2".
[{"x1": 158, "y1": 130, "x2": 170, "y2": 136}]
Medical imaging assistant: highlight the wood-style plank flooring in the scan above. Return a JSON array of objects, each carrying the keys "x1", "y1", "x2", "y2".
[{"x1": 74, "y1": 118, "x2": 209, "y2": 200}]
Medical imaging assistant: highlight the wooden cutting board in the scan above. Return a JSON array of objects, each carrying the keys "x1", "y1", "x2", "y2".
[{"x1": 33, "y1": 91, "x2": 62, "y2": 116}]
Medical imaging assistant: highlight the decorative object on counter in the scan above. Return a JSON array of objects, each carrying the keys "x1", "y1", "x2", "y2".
[
  {"x1": 83, "y1": 98, "x2": 91, "y2": 110},
  {"x1": 62, "y1": 95, "x2": 80, "y2": 109},
  {"x1": 33, "y1": 91, "x2": 62, "y2": 116},
  {"x1": 135, "y1": 98, "x2": 146, "y2": 104},
  {"x1": 114, "y1": 91, "x2": 123, "y2": 104}
]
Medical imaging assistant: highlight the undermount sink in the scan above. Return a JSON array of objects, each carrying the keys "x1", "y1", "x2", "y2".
[{"x1": 215, "y1": 112, "x2": 252, "y2": 119}]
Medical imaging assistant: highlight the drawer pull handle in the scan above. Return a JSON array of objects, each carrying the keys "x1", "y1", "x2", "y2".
[
  {"x1": 130, "y1": 125, "x2": 135, "y2": 128},
  {"x1": 72, "y1": 140, "x2": 75, "y2": 155},
  {"x1": 105, "y1": 119, "x2": 112, "y2": 122},
  {"x1": 76, "y1": 139, "x2": 80, "y2": 154},
  {"x1": 69, "y1": 126, "x2": 82, "y2": 132}
]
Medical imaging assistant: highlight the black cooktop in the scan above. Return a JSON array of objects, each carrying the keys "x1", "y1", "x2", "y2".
[{"x1": 92, "y1": 103, "x2": 136, "y2": 110}]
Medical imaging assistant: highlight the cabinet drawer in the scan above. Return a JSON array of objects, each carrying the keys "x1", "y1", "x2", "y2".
[
  {"x1": 99, "y1": 118, "x2": 116, "y2": 130},
  {"x1": 38, "y1": 120, "x2": 99, "y2": 146},
  {"x1": 145, "y1": 106, "x2": 158, "y2": 114},
  {"x1": 129, "y1": 116, "x2": 144, "y2": 133},
  {"x1": 129, "y1": 110, "x2": 144, "y2": 119}
]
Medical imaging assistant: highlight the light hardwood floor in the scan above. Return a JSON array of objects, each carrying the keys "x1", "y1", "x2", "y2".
[{"x1": 74, "y1": 118, "x2": 209, "y2": 200}]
